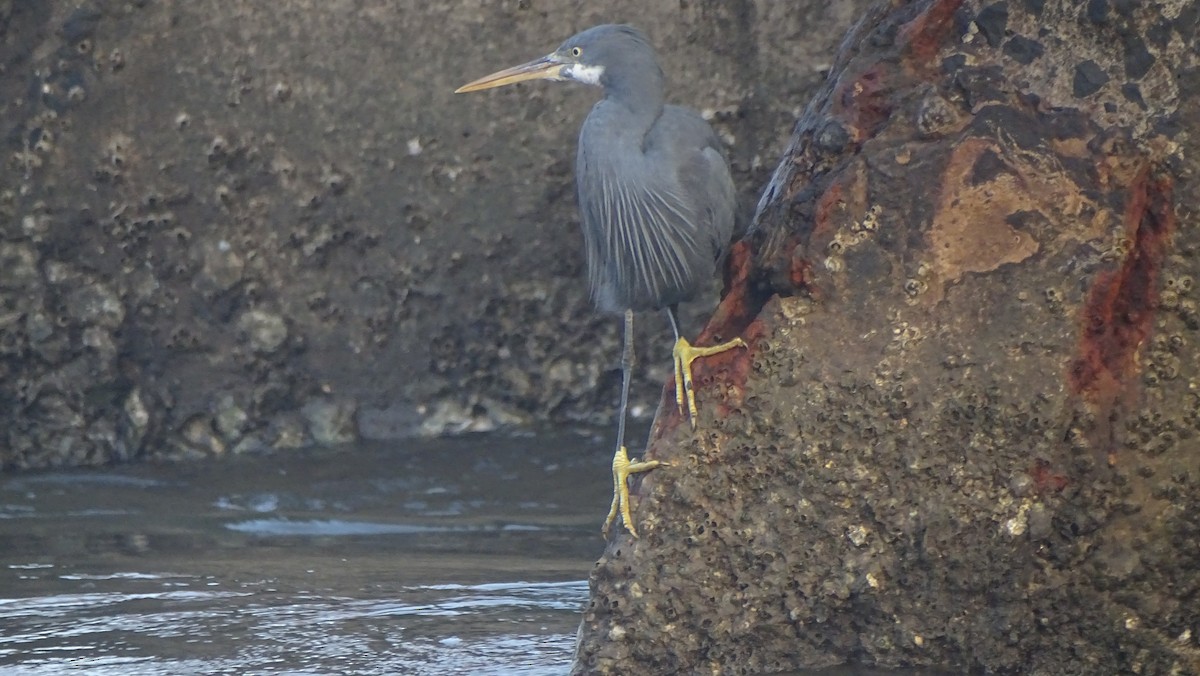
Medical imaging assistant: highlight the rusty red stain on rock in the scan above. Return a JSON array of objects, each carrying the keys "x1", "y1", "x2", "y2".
[
  {"x1": 703, "y1": 239, "x2": 763, "y2": 345},
  {"x1": 1030, "y1": 459, "x2": 1069, "y2": 493},
  {"x1": 789, "y1": 252, "x2": 813, "y2": 294},
  {"x1": 1069, "y1": 167, "x2": 1175, "y2": 409},
  {"x1": 711, "y1": 317, "x2": 766, "y2": 392},
  {"x1": 723, "y1": 238, "x2": 754, "y2": 295},
  {"x1": 833, "y1": 65, "x2": 892, "y2": 142},
  {"x1": 899, "y1": 0, "x2": 965, "y2": 66},
  {"x1": 813, "y1": 179, "x2": 845, "y2": 246}
]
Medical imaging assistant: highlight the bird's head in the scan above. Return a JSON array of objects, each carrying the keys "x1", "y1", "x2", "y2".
[{"x1": 456, "y1": 24, "x2": 660, "y2": 94}]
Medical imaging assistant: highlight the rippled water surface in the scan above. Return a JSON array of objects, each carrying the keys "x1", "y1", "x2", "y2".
[
  {"x1": 0, "y1": 433, "x2": 612, "y2": 675},
  {"x1": 0, "y1": 433, "x2": 948, "y2": 676}
]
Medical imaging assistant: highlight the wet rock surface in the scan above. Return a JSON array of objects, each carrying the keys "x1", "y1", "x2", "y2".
[
  {"x1": 0, "y1": 1, "x2": 870, "y2": 468},
  {"x1": 577, "y1": 0, "x2": 1200, "y2": 673}
]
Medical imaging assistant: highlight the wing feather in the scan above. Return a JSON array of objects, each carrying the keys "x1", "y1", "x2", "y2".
[
  {"x1": 581, "y1": 169, "x2": 710, "y2": 311},
  {"x1": 575, "y1": 105, "x2": 736, "y2": 313}
]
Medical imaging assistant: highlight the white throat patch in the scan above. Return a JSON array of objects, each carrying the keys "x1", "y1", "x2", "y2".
[{"x1": 565, "y1": 63, "x2": 605, "y2": 86}]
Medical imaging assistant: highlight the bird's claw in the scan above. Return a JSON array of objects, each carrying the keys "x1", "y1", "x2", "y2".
[
  {"x1": 603, "y1": 446, "x2": 664, "y2": 539},
  {"x1": 672, "y1": 336, "x2": 747, "y2": 428}
]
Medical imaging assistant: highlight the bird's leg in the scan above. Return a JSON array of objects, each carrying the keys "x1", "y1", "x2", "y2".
[
  {"x1": 666, "y1": 306, "x2": 747, "y2": 429},
  {"x1": 603, "y1": 310, "x2": 662, "y2": 539}
]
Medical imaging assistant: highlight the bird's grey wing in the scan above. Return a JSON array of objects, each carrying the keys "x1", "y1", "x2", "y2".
[
  {"x1": 685, "y1": 145, "x2": 737, "y2": 262},
  {"x1": 574, "y1": 105, "x2": 737, "y2": 313},
  {"x1": 576, "y1": 143, "x2": 713, "y2": 311},
  {"x1": 656, "y1": 106, "x2": 738, "y2": 263},
  {"x1": 577, "y1": 167, "x2": 711, "y2": 312}
]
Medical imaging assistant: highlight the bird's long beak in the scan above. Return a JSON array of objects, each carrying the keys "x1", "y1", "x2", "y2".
[{"x1": 455, "y1": 55, "x2": 564, "y2": 93}]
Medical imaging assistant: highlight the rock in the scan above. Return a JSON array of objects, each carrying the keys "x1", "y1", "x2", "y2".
[
  {"x1": 23, "y1": 312, "x2": 54, "y2": 344},
  {"x1": 194, "y1": 237, "x2": 245, "y2": 293},
  {"x1": 0, "y1": 242, "x2": 40, "y2": 289},
  {"x1": 81, "y1": 326, "x2": 116, "y2": 362},
  {"x1": 237, "y1": 310, "x2": 288, "y2": 355},
  {"x1": 213, "y1": 394, "x2": 249, "y2": 441},
  {"x1": 574, "y1": 0, "x2": 1200, "y2": 673},
  {"x1": 268, "y1": 413, "x2": 309, "y2": 450},
  {"x1": 0, "y1": 0, "x2": 876, "y2": 470},
  {"x1": 418, "y1": 397, "x2": 527, "y2": 436},
  {"x1": 180, "y1": 416, "x2": 225, "y2": 456},
  {"x1": 356, "y1": 402, "x2": 423, "y2": 439},
  {"x1": 231, "y1": 434, "x2": 268, "y2": 455},
  {"x1": 122, "y1": 388, "x2": 151, "y2": 452},
  {"x1": 301, "y1": 397, "x2": 358, "y2": 445},
  {"x1": 64, "y1": 283, "x2": 125, "y2": 328}
]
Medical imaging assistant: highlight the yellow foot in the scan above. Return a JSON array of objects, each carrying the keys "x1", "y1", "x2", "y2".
[
  {"x1": 602, "y1": 446, "x2": 665, "y2": 539},
  {"x1": 673, "y1": 335, "x2": 747, "y2": 428}
]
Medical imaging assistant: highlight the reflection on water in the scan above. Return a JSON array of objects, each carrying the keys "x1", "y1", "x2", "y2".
[
  {"x1": 0, "y1": 575, "x2": 585, "y2": 675},
  {"x1": 0, "y1": 432, "x2": 944, "y2": 675},
  {"x1": 0, "y1": 432, "x2": 611, "y2": 675}
]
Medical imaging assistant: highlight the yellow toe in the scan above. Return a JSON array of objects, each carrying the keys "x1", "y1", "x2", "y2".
[
  {"x1": 602, "y1": 446, "x2": 663, "y2": 538},
  {"x1": 672, "y1": 336, "x2": 747, "y2": 428}
]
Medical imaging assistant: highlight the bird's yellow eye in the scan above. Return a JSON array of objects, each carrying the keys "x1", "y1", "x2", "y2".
[{"x1": 570, "y1": 47, "x2": 582, "y2": 57}]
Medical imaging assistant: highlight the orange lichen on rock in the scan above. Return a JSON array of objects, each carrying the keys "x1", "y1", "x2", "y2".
[{"x1": 926, "y1": 135, "x2": 1098, "y2": 302}]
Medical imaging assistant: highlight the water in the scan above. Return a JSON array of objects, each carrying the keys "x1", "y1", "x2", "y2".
[
  {"x1": 0, "y1": 432, "x2": 612, "y2": 675},
  {"x1": 0, "y1": 433, "x2": 945, "y2": 676}
]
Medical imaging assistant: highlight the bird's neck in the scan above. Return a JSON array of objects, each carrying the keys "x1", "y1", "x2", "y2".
[{"x1": 602, "y1": 71, "x2": 665, "y2": 135}]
